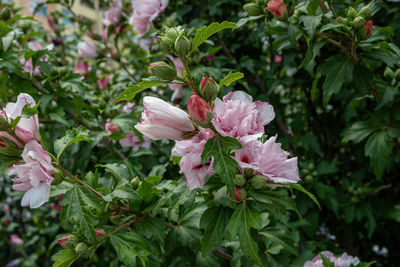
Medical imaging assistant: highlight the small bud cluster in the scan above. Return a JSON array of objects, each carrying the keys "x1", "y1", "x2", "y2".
[{"x1": 158, "y1": 26, "x2": 191, "y2": 58}]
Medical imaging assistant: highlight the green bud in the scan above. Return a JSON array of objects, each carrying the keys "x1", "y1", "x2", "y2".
[
  {"x1": 303, "y1": 169, "x2": 310, "y2": 175},
  {"x1": 352, "y1": 16, "x2": 365, "y2": 29},
  {"x1": 174, "y1": 35, "x2": 191, "y2": 57},
  {"x1": 394, "y1": 69, "x2": 400, "y2": 80},
  {"x1": 200, "y1": 76, "x2": 219, "y2": 102},
  {"x1": 358, "y1": 4, "x2": 372, "y2": 19},
  {"x1": 244, "y1": 3, "x2": 263, "y2": 16},
  {"x1": 52, "y1": 171, "x2": 64, "y2": 185},
  {"x1": 244, "y1": 168, "x2": 254, "y2": 178},
  {"x1": 308, "y1": 163, "x2": 315, "y2": 169},
  {"x1": 251, "y1": 175, "x2": 267, "y2": 189},
  {"x1": 235, "y1": 174, "x2": 247, "y2": 187},
  {"x1": 351, "y1": 196, "x2": 359, "y2": 203},
  {"x1": 347, "y1": 7, "x2": 357, "y2": 19},
  {"x1": 311, "y1": 171, "x2": 318, "y2": 177},
  {"x1": 305, "y1": 175, "x2": 313, "y2": 183},
  {"x1": 240, "y1": 188, "x2": 248, "y2": 201},
  {"x1": 384, "y1": 67, "x2": 395, "y2": 79},
  {"x1": 149, "y1": 62, "x2": 177, "y2": 81},
  {"x1": 75, "y1": 242, "x2": 88, "y2": 255},
  {"x1": 130, "y1": 177, "x2": 140, "y2": 189},
  {"x1": 1, "y1": 7, "x2": 11, "y2": 20},
  {"x1": 158, "y1": 36, "x2": 174, "y2": 52}
]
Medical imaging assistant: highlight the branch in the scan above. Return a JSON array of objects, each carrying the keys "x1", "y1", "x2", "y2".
[
  {"x1": 317, "y1": 0, "x2": 329, "y2": 14},
  {"x1": 213, "y1": 249, "x2": 233, "y2": 261},
  {"x1": 182, "y1": 59, "x2": 200, "y2": 96},
  {"x1": 329, "y1": 2, "x2": 337, "y2": 18}
]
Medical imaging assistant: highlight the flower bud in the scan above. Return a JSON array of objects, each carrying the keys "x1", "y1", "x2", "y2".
[
  {"x1": 130, "y1": 177, "x2": 140, "y2": 189},
  {"x1": 95, "y1": 228, "x2": 106, "y2": 239},
  {"x1": 347, "y1": 7, "x2": 357, "y2": 19},
  {"x1": 267, "y1": 0, "x2": 287, "y2": 19},
  {"x1": 187, "y1": 94, "x2": 212, "y2": 125},
  {"x1": 158, "y1": 36, "x2": 174, "y2": 52},
  {"x1": 384, "y1": 67, "x2": 395, "y2": 80},
  {"x1": 358, "y1": 4, "x2": 372, "y2": 19},
  {"x1": 244, "y1": 168, "x2": 254, "y2": 178},
  {"x1": 235, "y1": 174, "x2": 246, "y2": 187},
  {"x1": 174, "y1": 35, "x2": 191, "y2": 57},
  {"x1": 251, "y1": 175, "x2": 267, "y2": 189},
  {"x1": 200, "y1": 76, "x2": 218, "y2": 102},
  {"x1": 394, "y1": 69, "x2": 400, "y2": 80},
  {"x1": 352, "y1": 16, "x2": 365, "y2": 29},
  {"x1": 234, "y1": 186, "x2": 242, "y2": 202},
  {"x1": 244, "y1": 3, "x2": 263, "y2": 16},
  {"x1": 363, "y1": 20, "x2": 373, "y2": 38},
  {"x1": 57, "y1": 235, "x2": 71, "y2": 248},
  {"x1": 1, "y1": 7, "x2": 11, "y2": 20},
  {"x1": 75, "y1": 242, "x2": 88, "y2": 255},
  {"x1": 149, "y1": 62, "x2": 177, "y2": 81}
]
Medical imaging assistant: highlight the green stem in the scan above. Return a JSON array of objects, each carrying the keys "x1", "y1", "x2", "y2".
[{"x1": 182, "y1": 59, "x2": 200, "y2": 95}]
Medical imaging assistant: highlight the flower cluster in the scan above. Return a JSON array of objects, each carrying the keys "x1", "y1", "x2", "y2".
[
  {"x1": 135, "y1": 75, "x2": 299, "y2": 190},
  {"x1": 1, "y1": 94, "x2": 55, "y2": 209},
  {"x1": 304, "y1": 251, "x2": 360, "y2": 267}
]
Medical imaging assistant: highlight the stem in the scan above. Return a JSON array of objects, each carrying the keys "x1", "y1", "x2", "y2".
[
  {"x1": 107, "y1": 218, "x2": 138, "y2": 236},
  {"x1": 317, "y1": 0, "x2": 329, "y2": 14},
  {"x1": 329, "y1": 2, "x2": 337, "y2": 18},
  {"x1": 182, "y1": 59, "x2": 200, "y2": 95},
  {"x1": 54, "y1": 163, "x2": 104, "y2": 199},
  {"x1": 213, "y1": 249, "x2": 233, "y2": 261}
]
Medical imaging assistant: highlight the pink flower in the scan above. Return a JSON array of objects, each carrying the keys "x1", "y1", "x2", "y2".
[
  {"x1": 12, "y1": 140, "x2": 55, "y2": 208},
  {"x1": 172, "y1": 128, "x2": 214, "y2": 189},
  {"x1": 19, "y1": 41, "x2": 43, "y2": 76},
  {"x1": 105, "y1": 120, "x2": 119, "y2": 134},
  {"x1": 102, "y1": 31, "x2": 108, "y2": 39},
  {"x1": 10, "y1": 234, "x2": 23, "y2": 245},
  {"x1": 205, "y1": 54, "x2": 215, "y2": 61},
  {"x1": 129, "y1": 0, "x2": 169, "y2": 37},
  {"x1": 267, "y1": 0, "x2": 287, "y2": 19},
  {"x1": 274, "y1": 55, "x2": 282, "y2": 62},
  {"x1": 364, "y1": 21, "x2": 373, "y2": 37},
  {"x1": 103, "y1": 0, "x2": 121, "y2": 26},
  {"x1": 73, "y1": 61, "x2": 89, "y2": 78},
  {"x1": 187, "y1": 94, "x2": 211, "y2": 123},
  {"x1": 119, "y1": 132, "x2": 151, "y2": 150},
  {"x1": 95, "y1": 228, "x2": 105, "y2": 238},
  {"x1": 167, "y1": 55, "x2": 185, "y2": 102},
  {"x1": 97, "y1": 76, "x2": 110, "y2": 90},
  {"x1": 57, "y1": 235, "x2": 70, "y2": 248},
  {"x1": 234, "y1": 186, "x2": 242, "y2": 201},
  {"x1": 1, "y1": 93, "x2": 40, "y2": 145},
  {"x1": 304, "y1": 251, "x2": 360, "y2": 267},
  {"x1": 212, "y1": 91, "x2": 275, "y2": 143},
  {"x1": 135, "y1": 96, "x2": 195, "y2": 140},
  {"x1": 234, "y1": 136, "x2": 299, "y2": 184},
  {"x1": 77, "y1": 41, "x2": 97, "y2": 59},
  {"x1": 122, "y1": 102, "x2": 135, "y2": 113}
]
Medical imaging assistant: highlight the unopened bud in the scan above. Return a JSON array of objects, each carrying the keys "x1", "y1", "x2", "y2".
[
  {"x1": 251, "y1": 175, "x2": 267, "y2": 189},
  {"x1": 149, "y1": 62, "x2": 177, "y2": 81},
  {"x1": 358, "y1": 4, "x2": 372, "y2": 19},
  {"x1": 200, "y1": 76, "x2": 218, "y2": 102},
  {"x1": 394, "y1": 69, "x2": 400, "y2": 80},
  {"x1": 187, "y1": 94, "x2": 212, "y2": 126},
  {"x1": 75, "y1": 242, "x2": 88, "y2": 255},
  {"x1": 158, "y1": 36, "x2": 174, "y2": 52},
  {"x1": 57, "y1": 234, "x2": 78, "y2": 249},
  {"x1": 244, "y1": 3, "x2": 263, "y2": 16},
  {"x1": 130, "y1": 177, "x2": 140, "y2": 189},
  {"x1": 95, "y1": 228, "x2": 106, "y2": 239},
  {"x1": 384, "y1": 67, "x2": 395, "y2": 79},
  {"x1": 347, "y1": 7, "x2": 357, "y2": 19},
  {"x1": 57, "y1": 235, "x2": 71, "y2": 249},
  {"x1": 244, "y1": 168, "x2": 254, "y2": 178},
  {"x1": 363, "y1": 20, "x2": 373, "y2": 38},
  {"x1": 235, "y1": 174, "x2": 246, "y2": 187},
  {"x1": 234, "y1": 186, "x2": 242, "y2": 202},
  {"x1": 174, "y1": 35, "x2": 191, "y2": 57},
  {"x1": 352, "y1": 16, "x2": 365, "y2": 29}
]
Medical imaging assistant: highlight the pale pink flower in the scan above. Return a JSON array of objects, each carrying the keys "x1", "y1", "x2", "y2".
[
  {"x1": 73, "y1": 61, "x2": 89, "y2": 78},
  {"x1": 304, "y1": 251, "x2": 360, "y2": 267},
  {"x1": 103, "y1": 0, "x2": 121, "y2": 26},
  {"x1": 274, "y1": 55, "x2": 282, "y2": 62},
  {"x1": 119, "y1": 132, "x2": 151, "y2": 150},
  {"x1": 10, "y1": 234, "x2": 23, "y2": 245},
  {"x1": 1, "y1": 93, "x2": 40, "y2": 144},
  {"x1": 105, "y1": 120, "x2": 119, "y2": 134},
  {"x1": 12, "y1": 140, "x2": 55, "y2": 209},
  {"x1": 122, "y1": 102, "x2": 135, "y2": 113},
  {"x1": 20, "y1": 41, "x2": 43, "y2": 76},
  {"x1": 97, "y1": 76, "x2": 110, "y2": 90},
  {"x1": 135, "y1": 96, "x2": 195, "y2": 140},
  {"x1": 234, "y1": 136, "x2": 299, "y2": 184},
  {"x1": 167, "y1": 55, "x2": 185, "y2": 102},
  {"x1": 172, "y1": 128, "x2": 214, "y2": 189},
  {"x1": 129, "y1": 0, "x2": 169, "y2": 37},
  {"x1": 77, "y1": 41, "x2": 97, "y2": 59},
  {"x1": 267, "y1": 0, "x2": 287, "y2": 19},
  {"x1": 335, "y1": 253, "x2": 360, "y2": 267},
  {"x1": 212, "y1": 91, "x2": 275, "y2": 143}
]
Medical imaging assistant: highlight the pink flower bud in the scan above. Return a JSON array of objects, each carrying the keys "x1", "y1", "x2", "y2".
[
  {"x1": 234, "y1": 186, "x2": 241, "y2": 202},
  {"x1": 200, "y1": 76, "x2": 215, "y2": 92},
  {"x1": 95, "y1": 228, "x2": 105, "y2": 238},
  {"x1": 57, "y1": 235, "x2": 70, "y2": 248},
  {"x1": 267, "y1": 0, "x2": 287, "y2": 19},
  {"x1": 73, "y1": 61, "x2": 89, "y2": 78},
  {"x1": 105, "y1": 120, "x2": 119, "y2": 133},
  {"x1": 364, "y1": 20, "x2": 373, "y2": 37},
  {"x1": 10, "y1": 234, "x2": 24, "y2": 245},
  {"x1": 187, "y1": 95, "x2": 211, "y2": 123},
  {"x1": 97, "y1": 76, "x2": 110, "y2": 90}
]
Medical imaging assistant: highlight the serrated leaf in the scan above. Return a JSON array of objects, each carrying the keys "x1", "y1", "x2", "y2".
[
  {"x1": 201, "y1": 136, "x2": 241, "y2": 197},
  {"x1": 54, "y1": 126, "x2": 91, "y2": 159},
  {"x1": 112, "y1": 79, "x2": 165, "y2": 103},
  {"x1": 260, "y1": 230, "x2": 298, "y2": 256},
  {"x1": 290, "y1": 184, "x2": 321, "y2": 209},
  {"x1": 191, "y1": 21, "x2": 237, "y2": 54},
  {"x1": 219, "y1": 71, "x2": 244, "y2": 89},
  {"x1": 300, "y1": 15, "x2": 322, "y2": 38},
  {"x1": 52, "y1": 249, "x2": 80, "y2": 267},
  {"x1": 365, "y1": 131, "x2": 393, "y2": 178},
  {"x1": 200, "y1": 206, "x2": 232, "y2": 255},
  {"x1": 343, "y1": 121, "x2": 378, "y2": 143}
]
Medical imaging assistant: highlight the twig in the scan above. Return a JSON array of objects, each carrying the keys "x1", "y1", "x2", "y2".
[
  {"x1": 329, "y1": 2, "x2": 337, "y2": 18},
  {"x1": 182, "y1": 59, "x2": 200, "y2": 95},
  {"x1": 317, "y1": 0, "x2": 329, "y2": 14},
  {"x1": 213, "y1": 249, "x2": 233, "y2": 261},
  {"x1": 54, "y1": 162, "x2": 104, "y2": 199},
  {"x1": 372, "y1": 184, "x2": 392, "y2": 196},
  {"x1": 108, "y1": 217, "x2": 140, "y2": 236}
]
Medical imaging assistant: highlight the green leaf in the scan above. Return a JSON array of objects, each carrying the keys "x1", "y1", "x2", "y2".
[
  {"x1": 320, "y1": 56, "x2": 354, "y2": 105},
  {"x1": 191, "y1": 21, "x2": 237, "y2": 53},
  {"x1": 21, "y1": 101, "x2": 40, "y2": 118},
  {"x1": 343, "y1": 121, "x2": 378, "y2": 143},
  {"x1": 110, "y1": 231, "x2": 153, "y2": 267},
  {"x1": 60, "y1": 184, "x2": 102, "y2": 243},
  {"x1": 54, "y1": 126, "x2": 91, "y2": 159},
  {"x1": 0, "y1": 21, "x2": 12, "y2": 38},
  {"x1": 300, "y1": 15, "x2": 322, "y2": 38},
  {"x1": 52, "y1": 249, "x2": 80, "y2": 267},
  {"x1": 365, "y1": 130, "x2": 393, "y2": 178},
  {"x1": 219, "y1": 71, "x2": 244, "y2": 89},
  {"x1": 259, "y1": 230, "x2": 298, "y2": 256},
  {"x1": 200, "y1": 206, "x2": 232, "y2": 255},
  {"x1": 320, "y1": 253, "x2": 334, "y2": 267},
  {"x1": 112, "y1": 79, "x2": 165, "y2": 103},
  {"x1": 201, "y1": 136, "x2": 241, "y2": 197},
  {"x1": 236, "y1": 15, "x2": 264, "y2": 29},
  {"x1": 290, "y1": 184, "x2": 321, "y2": 209}
]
